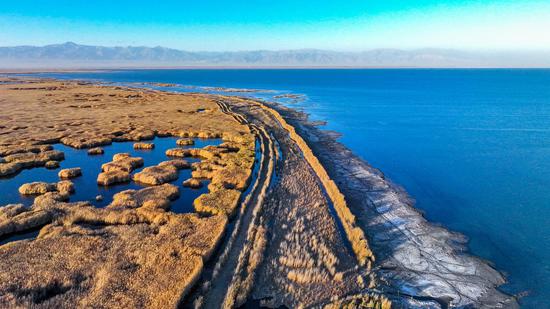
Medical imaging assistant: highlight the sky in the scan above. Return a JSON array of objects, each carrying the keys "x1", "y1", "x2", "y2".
[{"x1": 1, "y1": 0, "x2": 550, "y2": 51}]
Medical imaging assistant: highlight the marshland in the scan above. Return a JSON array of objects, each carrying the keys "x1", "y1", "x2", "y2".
[{"x1": 0, "y1": 76, "x2": 520, "y2": 308}]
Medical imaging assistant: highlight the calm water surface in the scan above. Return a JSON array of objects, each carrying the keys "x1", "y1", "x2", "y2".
[
  {"x1": 29, "y1": 69, "x2": 550, "y2": 307},
  {"x1": 0, "y1": 137, "x2": 221, "y2": 213}
]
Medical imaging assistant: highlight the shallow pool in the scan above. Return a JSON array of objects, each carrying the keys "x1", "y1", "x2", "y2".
[{"x1": 0, "y1": 136, "x2": 222, "y2": 213}]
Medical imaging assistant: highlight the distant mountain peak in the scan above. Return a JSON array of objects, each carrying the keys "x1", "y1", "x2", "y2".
[{"x1": 0, "y1": 42, "x2": 549, "y2": 68}]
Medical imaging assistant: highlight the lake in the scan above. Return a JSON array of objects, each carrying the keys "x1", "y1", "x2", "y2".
[{"x1": 29, "y1": 69, "x2": 550, "y2": 307}]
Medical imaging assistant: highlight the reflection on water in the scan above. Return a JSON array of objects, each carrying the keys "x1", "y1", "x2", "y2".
[{"x1": 0, "y1": 136, "x2": 222, "y2": 214}]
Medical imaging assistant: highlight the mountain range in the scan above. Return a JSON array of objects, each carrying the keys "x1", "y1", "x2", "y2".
[{"x1": 1, "y1": 42, "x2": 549, "y2": 68}]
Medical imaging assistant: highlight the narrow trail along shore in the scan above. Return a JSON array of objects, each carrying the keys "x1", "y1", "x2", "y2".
[
  {"x1": 193, "y1": 97, "x2": 386, "y2": 308},
  {"x1": 196, "y1": 102, "x2": 276, "y2": 308},
  {"x1": 0, "y1": 77, "x2": 516, "y2": 308}
]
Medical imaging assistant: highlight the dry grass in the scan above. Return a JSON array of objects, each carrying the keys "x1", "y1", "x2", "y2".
[
  {"x1": 132, "y1": 160, "x2": 190, "y2": 187},
  {"x1": 101, "y1": 153, "x2": 144, "y2": 173},
  {"x1": 108, "y1": 183, "x2": 180, "y2": 211},
  {"x1": 133, "y1": 164, "x2": 179, "y2": 185},
  {"x1": 133, "y1": 142, "x2": 155, "y2": 150},
  {"x1": 232, "y1": 96, "x2": 374, "y2": 268},
  {"x1": 323, "y1": 293, "x2": 392, "y2": 309},
  {"x1": 0, "y1": 79, "x2": 251, "y2": 151},
  {"x1": 166, "y1": 131, "x2": 255, "y2": 217},
  {"x1": 159, "y1": 159, "x2": 190, "y2": 169},
  {"x1": 0, "y1": 184, "x2": 228, "y2": 308},
  {"x1": 183, "y1": 178, "x2": 202, "y2": 188},
  {"x1": 0, "y1": 150, "x2": 64, "y2": 177},
  {"x1": 96, "y1": 170, "x2": 131, "y2": 186},
  {"x1": 194, "y1": 188, "x2": 241, "y2": 216},
  {"x1": 58, "y1": 167, "x2": 82, "y2": 179},
  {"x1": 87, "y1": 147, "x2": 104, "y2": 155},
  {"x1": 0, "y1": 144, "x2": 53, "y2": 156},
  {"x1": 96, "y1": 153, "x2": 145, "y2": 186},
  {"x1": 18, "y1": 180, "x2": 74, "y2": 196},
  {"x1": 0, "y1": 79, "x2": 257, "y2": 308},
  {"x1": 176, "y1": 138, "x2": 194, "y2": 146}
]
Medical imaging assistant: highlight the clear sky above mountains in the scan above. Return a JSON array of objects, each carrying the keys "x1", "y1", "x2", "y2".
[{"x1": 1, "y1": 0, "x2": 549, "y2": 51}]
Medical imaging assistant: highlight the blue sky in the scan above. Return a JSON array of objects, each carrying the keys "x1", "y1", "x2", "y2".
[{"x1": 1, "y1": 0, "x2": 549, "y2": 51}]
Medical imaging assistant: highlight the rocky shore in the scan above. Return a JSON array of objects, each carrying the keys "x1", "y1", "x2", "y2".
[{"x1": 261, "y1": 99, "x2": 519, "y2": 308}]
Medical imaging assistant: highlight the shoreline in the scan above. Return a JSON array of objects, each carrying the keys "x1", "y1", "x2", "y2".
[
  {"x1": 0, "y1": 76, "x2": 519, "y2": 307},
  {"x1": 3, "y1": 67, "x2": 550, "y2": 76},
  {"x1": 251, "y1": 97, "x2": 519, "y2": 308}
]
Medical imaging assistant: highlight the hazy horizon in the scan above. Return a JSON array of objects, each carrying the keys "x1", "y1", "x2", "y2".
[
  {"x1": 1, "y1": 42, "x2": 550, "y2": 69},
  {"x1": 3, "y1": 41, "x2": 550, "y2": 54}
]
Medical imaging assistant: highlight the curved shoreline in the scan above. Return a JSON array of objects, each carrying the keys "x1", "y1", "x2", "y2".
[
  {"x1": 87, "y1": 78, "x2": 523, "y2": 307},
  {"x1": 254, "y1": 98, "x2": 519, "y2": 308},
  {"x1": 0, "y1": 75, "x2": 520, "y2": 307}
]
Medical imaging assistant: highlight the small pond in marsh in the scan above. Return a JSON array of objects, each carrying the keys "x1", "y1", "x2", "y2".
[{"x1": 0, "y1": 136, "x2": 222, "y2": 214}]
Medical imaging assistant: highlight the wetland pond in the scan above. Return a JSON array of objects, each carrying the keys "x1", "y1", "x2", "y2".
[{"x1": 0, "y1": 136, "x2": 222, "y2": 213}]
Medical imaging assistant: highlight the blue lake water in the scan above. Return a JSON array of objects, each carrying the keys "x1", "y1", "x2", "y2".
[
  {"x1": 26, "y1": 69, "x2": 550, "y2": 307},
  {"x1": 0, "y1": 136, "x2": 221, "y2": 213}
]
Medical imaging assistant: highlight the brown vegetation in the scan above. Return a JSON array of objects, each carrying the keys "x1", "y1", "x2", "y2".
[
  {"x1": 0, "y1": 79, "x2": 251, "y2": 154},
  {"x1": 183, "y1": 178, "x2": 202, "y2": 188},
  {"x1": 44, "y1": 160, "x2": 59, "y2": 169},
  {"x1": 58, "y1": 167, "x2": 82, "y2": 179},
  {"x1": 0, "y1": 184, "x2": 228, "y2": 308},
  {"x1": 97, "y1": 170, "x2": 131, "y2": 186},
  {"x1": 232, "y1": 96, "x2": 374, "y2": 267},
  {"x1": 109, "y1": 184, "x2": 180, "y2": 210},
  {"x1": 159, "y1": 159, "x2": 190, "y2": 169},
  {"x1": 0, "y1": 78, "x2": 257, "y2": 309},
  {"x1": 194, "y1": 188, "x2": 241, "y2": 216},
  {"x1": 133, "y1": 159, "x2": 191, "y2": 186},
  {"x1": 101, "y1": 153, "x2": 144, "y2": 173},
  {"x1": 167, "y1": 135, "x2": 255, "y2": 218},
  {"x1": 134, "y1": 142, "x2": 155, "y2": 150},
  {"x1": 87, "y1": 147, "x2": 104, "y2": 155},
  {"x1": 133, "y1": 165, "x2": 175, "y2": 186},
  {"x1": 0, "y1": 144, "x2": 53, "y2": 157},
  {"x1": 176, "y1": 138, "x2": 194, "y2": 146},
  {"x1": 18, "y1": 180, "x2": 74, "y2": 196},
  {"x1": 0, "y1": 150, "x2": 64, "y2": 177},
  {"x1": 0, "y1": 78, "x2": 385, "y2": 308}
]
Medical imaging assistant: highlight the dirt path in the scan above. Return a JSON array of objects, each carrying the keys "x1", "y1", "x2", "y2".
[
  {"x1": 211, "y1": 96, "x2": 373, "y2": 308},
  {"x1": 196, "y1": 100, "x2": 276, "y2": 309}
]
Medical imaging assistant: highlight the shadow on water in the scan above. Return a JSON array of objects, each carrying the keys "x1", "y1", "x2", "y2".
[
  {"x1": 0, "y1": 136, "x2": 222, "y2": 214},
  {"x1": 0, "y1": 228, "x2": 41, "y2": 246}
]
